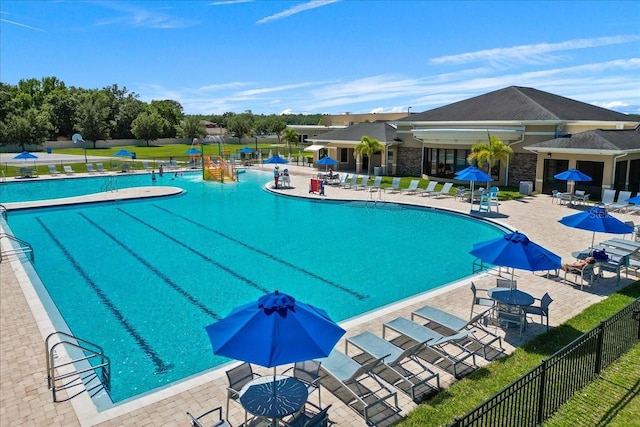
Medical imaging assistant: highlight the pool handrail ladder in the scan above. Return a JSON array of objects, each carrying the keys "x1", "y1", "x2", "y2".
[
  {"x1": 0, "y1": 232, "x2": 34, "y2": 263},
  {"x1": 45, "y1": 331, "x2": 111, "y2": 402}
]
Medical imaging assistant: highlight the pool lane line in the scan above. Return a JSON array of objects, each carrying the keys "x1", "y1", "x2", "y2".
[
  {"x1": 151, "y1": 204, "x2": 368, "y2": 300},
  {"x1": 78, "y1": 213, "x2": 223, "y2": 320},
  {"x1": 36, "y1": 217, "x2": 172, "y2": 374},
  {"x1": 115, "y1": 208, "x2": 270, "y2": 295}
]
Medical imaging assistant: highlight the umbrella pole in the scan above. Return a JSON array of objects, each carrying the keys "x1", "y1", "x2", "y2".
[{"x1": 470, "y1": 181, "x2": 474, "y2": 210}]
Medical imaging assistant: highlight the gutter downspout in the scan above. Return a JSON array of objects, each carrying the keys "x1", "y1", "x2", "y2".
[
  {"x1": 611, "y1": 152, "x2": 628, "y2": 190},
  {"x1": 505, "y1": 128, "x2": 525, "y2": 187}
]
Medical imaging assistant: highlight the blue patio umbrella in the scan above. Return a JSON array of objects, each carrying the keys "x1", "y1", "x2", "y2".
[
  {"x1": 13, "y1": 151, "x2": 38, "y2": 160},
  {"x1": 185, "y1": 147, "x2": 202, "y2": 155},
  {"x1": 315, "y1": 155, "x2": 339, "y2": 171},
  {"x1": 264, "y1": 155, "x2": 288, "y2": 165},
  {"x1": 205, "y1": 290, "x2": 345, "y2": 368},
  {"x1": 554, "y1": 168, "x2": 592, "y2": 194},
  {"x1": 455, "y1": 166, "x2": 493, "y2": 207},
  {"x1": 470, "y1": 231, "x2": 562, "y2": 284},
  {"x1": 626, "y1": 195, "x2": 640, "y2": 204},
  {"x1": 559, "y1": 205, "x2": 634, "y2": 247},
  {"x1": 238, "y1": 147, "x2": 255, "y2": 154},
  {"x1": 114, "y1": 149, "x2": 134, "y2": 158}
]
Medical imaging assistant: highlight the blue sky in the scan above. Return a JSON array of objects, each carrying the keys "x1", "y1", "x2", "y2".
[{"x1": 1, "y1": 0, "x2": 639, "y2": 116}]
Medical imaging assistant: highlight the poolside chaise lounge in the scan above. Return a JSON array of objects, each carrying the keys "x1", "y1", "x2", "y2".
[
  {"x1": 607, "y1": 191, "x2": 632, "y2": 212},
  {"x1": 346, "y1": 331, "x2": 440, "y2": 401},
  {"x1": 400, "y1": 179, "x2": 420, "y2": 195},
  {"x1": 386, "y1": 177, "x2": 401, "y2": 193},
  {"x1": 431, "y1": 182, "x2": 454, "y2": 199},
  {"x1": 63, "y1": 165, "x2": 75, "y2": 175},
  {"x1": 354, "y1": 175, "x2": 371, "y2": 191},
  {"x1": 341, "y1": 174, "x2": 358, "y2": 189},
  {"x1": 411, "y1": 305, "x2": 503, "y2": 360},
  {"x1": 318, "y1": 348, "x2": 399, "y2": 425},
  {"x1": 48, "y1": 164, "x2": 60, "y2": 175},
  {"x1": 417, "y1": 180, "x2": 439, "y2": 197},
  {"x1": 383, "y1": 317, "x2": 478, "y2": 378},
  {"x1": 365, "y1": 175, "x2": 383, "y2": 193},
  {"x1": 96, "y1": 163, "x2": 108, "y2": 173},
  {"x1": 86, "y1": 163, "x2": 96, "y2": 174}
]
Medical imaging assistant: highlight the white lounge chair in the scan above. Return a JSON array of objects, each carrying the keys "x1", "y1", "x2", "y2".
[
  {"x1": 600, "y1": 189, "x2": 616, "y2": 209},
  {"x1": 411, "y1": 304, "x2": 503, "y2": 360},
  {"x1": 401, "y1": 179, "x2": 420, "y2": 195},
  {"x1": 86, "y1": 163, "x2": 96, "y2": 174},
  {"x1": 432, "y1": 182, "x2": 454, "y2": 198},
  {"x1": 318, "y1": 348, "x2": 399, "y2": 424},
  {"x1": 63, "y1": 165, "x2": 75, "y2": 175},
  {"x1": 365, "y1": 175, "x2": 383, "y2": 192},
  {"x1": 341, "y1": 174, "x2": 358, "y2": 189},
  {"x1": 96, "y1": 163, "x2": 108, "y2": 173},
  {"x1": 354, "y1": 175, "x2": 370, "y2": 190},
  {"x1": 607, "y1": 191, "x2": 631, "y2": 212},
  {"x1": 48, "y1": 165, "x2": 60, "y2": 175},
  {"x1": 383, "y1": 317, "x2": 478, "y2": 378},
  {"x1": 417, "y1": 180, "x2": 439, "y2": 197},
  {"x1": 346, "y1": 331, "x2": 440, "y2": 401},
  {"x1": 386, "y1": 177, "x2": 401, "y2": 193}
]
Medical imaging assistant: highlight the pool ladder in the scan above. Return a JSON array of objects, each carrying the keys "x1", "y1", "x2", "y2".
[
  {"x1": 0, "y1": 232, "x2": 34, "y2": 263},
  {"x1": 101, "y1": 176, "x2": 118, "y2": 192},
  {"x1": 45, "y1": 331, "x2": 111, "y2": 402},
  {"x1": 366, "y1": 187, "x2": 383, "y2": 206}
]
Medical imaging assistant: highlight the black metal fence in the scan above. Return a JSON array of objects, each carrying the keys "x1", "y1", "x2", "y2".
[{"x1": 449, "y1": 297, "x2": 640, "y2": 427}]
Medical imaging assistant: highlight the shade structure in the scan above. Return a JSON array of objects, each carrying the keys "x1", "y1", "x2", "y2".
[
  {"x1": 13, "y1": 151, "x2": 38, "y2": 160},
  {"x1": 316, "y1": 156, "x2": 339, "y2": 166},
  {"x1": 185, "y1": 147, "x2": 202, "y2": 155},
  {"x1": 559, "y1": 205, "x2": 634, "y2": 247},
  {"x1": 454, "y1": 166, "x2": 493, "y2": 208},
  {"x1": 205, "y1": 290, "x2": 345, "y2": 368},
  {"x1": 114, "y1": 149, "x2": 134, "y2": 157},
  {"x1": 264, "y1": 155, "x2": 288, "y2": 165},
  {"x1": 470, "y1": 231, "x2": 562, "y2": 283},
  {"x1": 238, "y1": 147, "x2": 254, "y2": 154},
  {"x1": 554, "y1": 168, "x2": 592, "y2": 193}
]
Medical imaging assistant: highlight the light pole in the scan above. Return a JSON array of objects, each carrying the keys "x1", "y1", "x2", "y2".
[
  {"x1": 72, "y1": 133, "x2": 87, "y2": 163},
  {"x1": 407, "y1": 106, "x2": 412, "y2": 117}
]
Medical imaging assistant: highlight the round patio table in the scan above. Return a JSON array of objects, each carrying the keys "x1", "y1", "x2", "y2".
[
  {"x1": 239, "y1": 375, "x2": 308, "y2": 422},
  {"x1": 488, "y1": 288, "x2": 535, "y2": 306}
]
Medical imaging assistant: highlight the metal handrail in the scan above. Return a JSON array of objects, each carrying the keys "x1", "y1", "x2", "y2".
[
  {"x1": 0, "y1": 232, "x2": 34, "y2": 263},
  {"x1": 0, "y1": 204, "x2": 6, "y2": 220},
  {"x1": 45, "y1": 331, "x2": 111, "y2": 402}
]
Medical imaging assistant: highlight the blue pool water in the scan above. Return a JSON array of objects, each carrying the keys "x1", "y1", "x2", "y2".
[{"x1": 2, "y1": 170, "x2": 505, "y2": 404}]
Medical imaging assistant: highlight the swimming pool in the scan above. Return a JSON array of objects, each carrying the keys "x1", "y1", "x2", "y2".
[{"x1": 2, "y1": 170, "x2": 505, "y2": 405}]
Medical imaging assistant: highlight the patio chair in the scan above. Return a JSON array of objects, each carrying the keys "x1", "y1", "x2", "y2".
[
  {"x1": 417, "y1": 180, "x2": 439, "y2": 197},
  {"x1": 281, "y1": 402, "x2": 332, "y2": 427},
  {"x1": 282, "y1": 360, "x2": 322, "y2": 407},
  {"x1": 454, "y1": 187, "x2": 469, "y2": 201},
  {"x1": 187, "y1": 405, "x2": 231, "y2": 427},
  {"x1": 318, "y1": 348, "x2": 399, "y2": 425},
  {"x1": 225, "y1": 362, "x2": 261, "y2": 423},
  {"x1": 400, "y1": 179, "x2": 420, "y2": 195},
  {"x1": 386, "y1": 177, "x2": 401, "y2": 193},
  {"x1": 48, "y1": 164, "x2": 60, "y2": 175},
  {"x1": 86, "y1": 163, "x2": 96, "y2": 174},
  {"x1": 96, "y1": 163, "x2": 108, "y2": 173},
  {"x1": 335, "y1": 173, "x2": 349, "y2": 187},
  {"x1": 382, "y1": 317, "x2": 477, "y2": 378},
  {"x1": 470, "y1": 281, "x2": 494, "y2": 320},
  {"x1": 607, "y1": 191, "x2": 631, "y2": 212},
  {"x1": 411, "y1": 305, "x2": 503, "y2": 360},
  {"x1": 496, "y1": 278, "x2": 517, "y2": 289},
  {"x1": 431, "y1": 182, "x2": 454, "y2": 198},
  {"x1": 141, "y1": 160, "x2": 151, "y2": 169},
  {"x1": 63, "y1": 165, "x2": 75, "y2": 175},
  {"x1": 574, "y1": 190, "x2": 590, "y2": 205},
  {"x1": 345, "y1": 331, "x2": 440, "y2": 401},
  {"x1": 524, "y1": 292, "x2": 553, "y2": 331},
  {"x1": 564, "y1": 260, "x2": 597, "y2": 290},
  {"x1": 354, "y1": 175, "x2": 370, "y2": 191}
]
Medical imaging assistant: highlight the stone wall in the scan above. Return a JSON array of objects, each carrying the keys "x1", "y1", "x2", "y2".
[
  {"x1": 397, "y1": 147, "x2": 422, "y2": 176},
  {"x1": 508, "y1": 152, "x2": 537, "y2": 189}
]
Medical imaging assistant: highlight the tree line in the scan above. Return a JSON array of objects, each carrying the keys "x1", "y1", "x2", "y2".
[{"x1": 0, "y1": 76, "x2": 325, "y2": 150}]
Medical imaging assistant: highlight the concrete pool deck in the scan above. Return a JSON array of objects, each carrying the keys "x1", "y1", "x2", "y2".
[{"x1": 1, "y1": 164, "x2": 638, "y2": 426}]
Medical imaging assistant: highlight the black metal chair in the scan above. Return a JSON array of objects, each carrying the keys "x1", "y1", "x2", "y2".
[
  {"x1": 470, "y1": 282, "x2": 494, "y2": 320},
  {"x1": 281, "y1": 402, "x2": 332, "y2": 427},
  {"x1": 525, "y1": 293, "x2": 553, "y2": 331},
  {"x1": 225, "y1": 362, "x2": 260, "y2": 424},
  {"x1": 283, "y1": 360, "x2": 322, "y2": 407},
  {"x1": 187, "y1": 406, "x2": 231, "y2": 427}
]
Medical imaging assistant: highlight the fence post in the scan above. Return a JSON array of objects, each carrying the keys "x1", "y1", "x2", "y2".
[
  {"x1": 594, "y1": 322, "x2": 605, "y2": 375},
  {"x1": 537, "y1": 360, "x2": 547, "y2": 424}
]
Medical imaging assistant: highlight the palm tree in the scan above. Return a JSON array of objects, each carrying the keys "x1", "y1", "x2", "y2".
[
  {"x1": 282, "y1": 127, "x2": 299, "y2": 157},
  {"x1": 354, "y1": 135, "x2": 383, "y2": 175},
  {"x1": 467, "y1": 135, "x2": 513, "y2": 184}
]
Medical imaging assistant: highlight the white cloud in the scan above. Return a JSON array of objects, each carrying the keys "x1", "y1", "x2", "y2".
[
  {"x1": 94, "y1": 3, "x2": 197, "y2": 29},
  {"x1": 430, "y1": 35, "x2": 640, "y2": 66},
  {"x1": 210, "y1": 0, "x2": 253, "y2": 5},
  {"x1": 257, "y1": 0, "x2": 340, "y2": 24},
  {"x1": 0, "y1": 18, "x2": 45, "y2": 32}
]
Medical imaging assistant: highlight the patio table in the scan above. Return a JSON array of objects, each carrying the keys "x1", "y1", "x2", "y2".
[
  {"x1": 488, "y1": 288, "x2": 534, "y2": 332},
  {"x1": 239, "y1": 374, "x2": 308, "y2": 425}
]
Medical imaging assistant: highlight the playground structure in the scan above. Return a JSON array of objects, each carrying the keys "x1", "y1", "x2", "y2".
[{"x1": 204, "y1": 156, "x2": 237, "y2": 182}]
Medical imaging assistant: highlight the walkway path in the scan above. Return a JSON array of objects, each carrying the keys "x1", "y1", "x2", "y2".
[{"x1": 1, "y1": 164, "x2": 637, "y2": 426}]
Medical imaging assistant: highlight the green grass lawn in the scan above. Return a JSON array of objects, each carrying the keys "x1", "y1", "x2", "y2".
[{"x1": 396, "y1": 281, "x2": 640, "y2": 427}]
